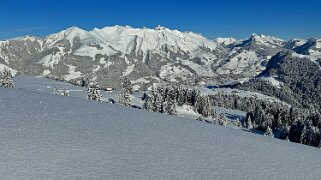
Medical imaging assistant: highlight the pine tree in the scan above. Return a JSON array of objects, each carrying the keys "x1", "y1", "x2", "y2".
[
  {"x1": 0, "y1": 67, "x2": 14, "y2": 88},
  {"x1": 116, "y1": 90, "x2": 131, "y2": 106},
  {"x1": 289, "y1": 107, "x2": 299, "y2": 124},
  {"x1": 264, "y1": 126, "x2": 274, "y2": 137},
  {"x1": 195, "y1": 95, "x2": 211, "y2": 116},
  {"x1": 289, "y1": 120, "x2": 304, "y2": 143},
  {"x1": 166, "y1": 98, "x2": 177, "y2": 115},
  {"x1": 177, "y1": 87, "x2": 187, "y2": 106},
  {"x1": 254, "y1": 106, "x2": 265, "y2": 130},
  {"x1": 161, "y1": 101, "x2": 168, "y2": 114},
  {"x1": 186, "y1": 89, "x2": 193, "y2": 105},
  {"x1": 218, "y1": 113, "x2": 227, "y2": 126},
  {"x1": 265, "y1": 113, "x2": 274, "y2": 129},
  {"x1": 123, "y1": 77, "x2": 132, "y2": 94},
  {"x1": 152, "y1": 91, "x2": 162, "y2": 112},
  {"x1": 143, "y1": 94, "x2": 154, "y2": 111},
  {"x1": 201, "y1": 96, "x2": 212, "y2": 117},
  {"x1": 246, "y1": 114, "x2": 253, "y2": 130},
  {"x1": 191, "y1": 89, "x2": 201, "y2": 106},
  {"x1": 300, "y1": 125, "x2": 307, "y2": 144},
  {"x1": 87, "y1": 83, "x2": 103, "y2": 101},
  {"x1": 116, "y1": 78, "x2": 132, "y2": 106},
  {"x1": 233, "y1": 117, "x2": 242, "y2": 129},
  {"x1": 280, "y1": 126, "x2": 290, "y2": 140}
]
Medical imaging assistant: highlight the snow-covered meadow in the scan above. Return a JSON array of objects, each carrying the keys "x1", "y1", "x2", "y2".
[{"x1": 0, "y1": 77, "x2": 321, "y2": 179}]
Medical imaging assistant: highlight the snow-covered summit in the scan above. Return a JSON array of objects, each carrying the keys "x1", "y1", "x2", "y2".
[
  {"x1": 214, "y1": 37, "x2": 236, "y2": 46},
  {"x1": 293, "y1": 38, "x2": 321, "y2": 58},
  {"x1": 285, "y1": 38, "x2": 307, "y2": 49},
  {"x1": 154, "y1": 25, "x2": 167, "y2": 31},
  {"x1": 44, "y1": 25, "x2": 220, "y2": 55},
  {"x1": 244, "y1": 33, "x2": 285, "y2": 48}
]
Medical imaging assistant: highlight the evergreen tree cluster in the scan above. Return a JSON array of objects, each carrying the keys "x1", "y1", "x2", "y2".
[
  {"x1": 0, "y1": 68, "x2": 14, "y2": 88},
  {"x1": 142, "y1": 86, "x2": 178, "y2": 115},
  {"x1": 87, "y1": 83, "x2": 103, "y2": 101},
  {"x1": 143, "y1": 86, "x2": 217, "y2": 118},
  {"x1": 288, "y1": 112, "x2": 321, "y2": 147},
  {"x1": 238, "y1": 51, "x2": 321, "y2": 110},
  {"x1": 233, "y1": 52, "x2": 321, "y2": 147},
  {"x1": 217, "y1": 113, "x2": 228, "y2": 126},
  {"x1": 209, "y1": 93, "x2": 321, "y2": 147}
]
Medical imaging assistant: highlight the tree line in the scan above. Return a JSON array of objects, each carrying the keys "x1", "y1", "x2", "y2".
[{"x1": 210, "y1": 93, "x2": 321, "y2": 147}]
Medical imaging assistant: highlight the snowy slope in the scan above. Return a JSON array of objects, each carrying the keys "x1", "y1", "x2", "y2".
[
  {"x1": 285, "y1": 39, "x2": 307, "y2": 49},
  {"x1": 293, "y1": 38, "x2": 321, "y2": 60},
  {"x1": 214, "y1": 37, "x2": 236, "y2": 46},
  {"x1": 1, "y1": 85, "x2": 321, "y2": 179},
  {"x1": 247, "y1": 33, "x2": 285, "y2": 48},
  {"x1": 212, "y1": 34, "x2": 286, "y2": 82}
]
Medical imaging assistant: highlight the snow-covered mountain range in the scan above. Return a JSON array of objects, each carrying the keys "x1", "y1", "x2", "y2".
[{"x1": 0, "y1": 25, "x2": 320, "y2": 89}]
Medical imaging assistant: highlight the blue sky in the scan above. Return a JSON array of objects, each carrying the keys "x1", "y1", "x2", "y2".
[{"x1": 1, "y1": 0, "x2": 321, "y2": 40}]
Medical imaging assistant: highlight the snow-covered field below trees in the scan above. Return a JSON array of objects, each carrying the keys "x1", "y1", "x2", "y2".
[
  {"x1": 0, "y1": 78, "x2": 321, "y2": 180},
  {"x1": 14, "y1": 76, "x2": 247, "y2": 122},
  {"x1": 0, "y1": 77, "x2": 321, "y2": 179}
]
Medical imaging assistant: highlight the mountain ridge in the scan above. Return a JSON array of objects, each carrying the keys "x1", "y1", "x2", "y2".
[{"x1": 0, "y1": 25, "x2": 320, "y2": 89}]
